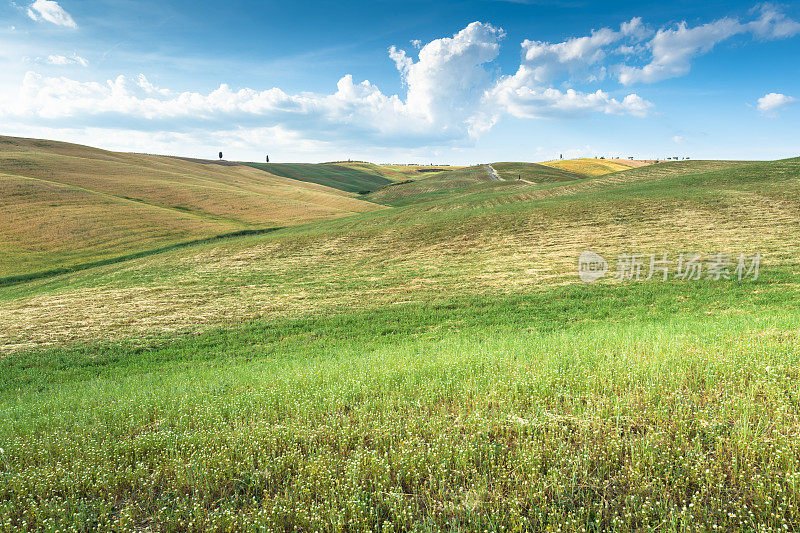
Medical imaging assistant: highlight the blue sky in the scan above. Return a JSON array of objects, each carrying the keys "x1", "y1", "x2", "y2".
[{"x1": 1, "y1": 0, "x2": 798, "y2": 163}]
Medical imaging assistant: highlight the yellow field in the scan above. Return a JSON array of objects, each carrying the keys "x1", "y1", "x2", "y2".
[
  {"x1": 540, "y1": 157, "x2": 651, "y2": 176},
  {"x1": 0, "y1": 136, "x2": 384, "y2": 278}
]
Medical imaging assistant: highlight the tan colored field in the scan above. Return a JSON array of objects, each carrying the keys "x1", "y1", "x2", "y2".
[
  {"x1": 540, "y1": 157, "x2": 652, "y2": 176},
  {"x1": 0, "y1": 136, "x2": 384, "y2": 278}
]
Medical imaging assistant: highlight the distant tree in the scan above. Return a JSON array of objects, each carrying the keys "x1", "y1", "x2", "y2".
[
  {"x1": 560, "y1": 154, "x2": 563, "y2": 159},
  {"x1": 219, "y1": 152, "x2": 223, "y2": 160},
  {"x1": 266, "y1": 155, "x2": 270, "y2": 163}
]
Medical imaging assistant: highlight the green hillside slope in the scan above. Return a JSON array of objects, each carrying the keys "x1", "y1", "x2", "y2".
[
  {"x1": 243, "y1": 162, "x2": 394, "y2": 193},
  {"x1": 492, "y1": 161, "x2": 586, "y2": 182},
  {"x1": 367, "y1": 164, "x2": 497, "y2": 205}
]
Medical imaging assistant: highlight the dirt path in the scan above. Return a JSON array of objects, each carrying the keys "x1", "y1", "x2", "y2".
[{"x1": 487, "y1": 165, "x2": 537, "y2": 184}]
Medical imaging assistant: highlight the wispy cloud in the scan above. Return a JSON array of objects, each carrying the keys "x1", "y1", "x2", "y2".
[
  {"x1": 492, "y1": 4, "x2": 799, "y2": 87},
  {"x1": 617, "y1": 5, "x2": 800, "y2": 84},
  {"x1": 22, "y1": 53, "x2": 88, "y2": 67},
  {"x1": 46, "y1": 53, "x2": 88, "y2": 66},
  {"x1": 26, "y1": 0, "x2": 77, "y2": 28}
]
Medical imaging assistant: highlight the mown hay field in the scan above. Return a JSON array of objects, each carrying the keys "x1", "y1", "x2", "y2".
[{"x1": 0, "y1": 136, "x2": 384, "y2": 279}]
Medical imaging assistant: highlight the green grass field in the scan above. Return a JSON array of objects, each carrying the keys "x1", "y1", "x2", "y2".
[
  {"x1": 367, "y1": 165, "x2": 498, "y2": 205},
  {"x1": 243, "y1": 162, "x2": 395, "y2": 193},
  {"x1": 491, "y1": 162, "x2": 587, "y2": 182},
  {"x1": 1, "y1": 142, "x2": 800, "y2": 531}
]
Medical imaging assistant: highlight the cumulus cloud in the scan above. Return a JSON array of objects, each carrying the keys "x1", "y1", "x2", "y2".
[
  {"x1": 502, "y1": 5, "x2": 799, "y2": 88},
  {"x1": 516, "y1": 18, "x2": 651, "y2": 84},
  {"x1": 757, "y1": 92, "x2": 796, "y2": 116},
  {"x1": 3, "y1": 71, "x2": 435, "y2": 145},
  {"x1": 136, "y1": 74, "x2": 170, "y2": 95},
  {"x1": 26, "y1": 0, "x2": 77, "y2": 28},
  {"x1": 0, "y1": 19, "x2": 652, "y2": 152},
  {"x1": 389, "y1": 22, "x2": 504, "y2": 134},
  {"x1": 475, "y1": 17, "x2": 654, "y2": 127}
]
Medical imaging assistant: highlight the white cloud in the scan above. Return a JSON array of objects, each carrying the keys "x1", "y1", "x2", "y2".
[
  {"x1": 515, "y1": 18, "x2": 649, "y2": 84},
  {"x1": 26, "y1": 0, "x2": 77, "y2": 28},
  {"x1": 617, "y1": 6, "x2": 800, "y2": 85},
  {"x1": 389, "y1": 21, "x2": 504, "y2": 134},
  {"x1": 747, "y1": 4, "x2": 800, "y2": 38},
  {"x1": 672, "y1": 135, "x2": 684, "y2": 143},
  {"x1": 0, "y1": 23, "x2": 514, "y2": 148},
  {"x1": 45, "y1": 53, "x2": 88, "y2": 66},
  {"x1": 1, "y1": 19, "x2": 651, "y2": 153},
  {"x1": 136, "y1": 74, "x2": 170, "y2": 95},
  {"x1": 1, "y1": 71, "x2": 436, "y2": 145},
  {"x1": 484, "y1": 76, "x2": 652, "y2": 122},
  {"x1": 757, "y1": 92, "x2": 796, "y2": 116},
  {"x1": 476, "y1": 17, "x2": 654, "y2": 127},
  {"x1": 8, "y1": 7, "x2": 794, "y2": 157},
  {"x1": 501, "y1": 5, "x2": 799, "y2": 88}
]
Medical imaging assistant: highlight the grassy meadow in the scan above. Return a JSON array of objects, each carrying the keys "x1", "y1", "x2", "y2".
[
  {"x1": 1, "y1": 141, "x2": 800, "y2": 531},
  {"x1": 490, "y1": 163, "x2": 586, "y2": 183},
  {"x1": 241, "y1": 163, "x2": 394, "y2": 194}
]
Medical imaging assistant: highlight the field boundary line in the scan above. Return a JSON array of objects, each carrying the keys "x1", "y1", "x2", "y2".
[{"x1": 0, "y1": 227, "x2": 283, "y2": 288}]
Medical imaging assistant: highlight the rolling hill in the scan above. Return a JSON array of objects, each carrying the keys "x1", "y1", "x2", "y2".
[
  {"x1": 540, "y1": 157, "x2": 650, "y2": 176},
  {"x1": 491, "y1": 161, "x2": 587, "y2": 182},
  {"x1": 2, "y1": 138, "x2": 800, "y2": 530},
  {"x1": 0, "y1": 136, "x2": 384, "y2": 279},
  {"x1": 366, "y1": 164, "x2": 499, "y2": 205},
  {"x1": 333, "y1": 161, "x2": 464, "y2": 181},
  {"x1": 0, "y1": 156, "x2": 780, "y2": 348},
  {"x1": 242, "y1": 162, "x2": 394, "y2": 193}
]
